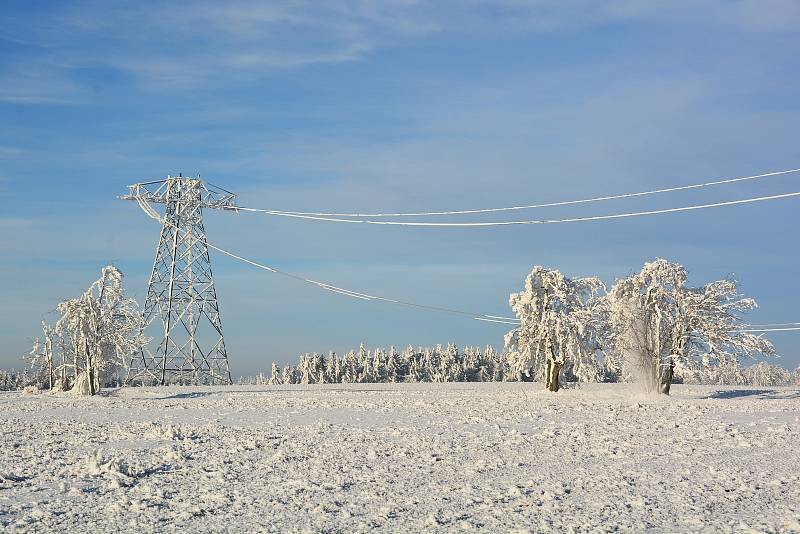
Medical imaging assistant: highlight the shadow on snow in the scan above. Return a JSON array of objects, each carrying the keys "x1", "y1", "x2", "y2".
[{"x1": 705, "y1": 389, "x2": 800, "y2": 400}]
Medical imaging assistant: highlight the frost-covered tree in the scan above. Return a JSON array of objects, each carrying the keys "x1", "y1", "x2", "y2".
[
  {"x1": 0, "y1": 369, "x2": 26, "y2": 391},
  {"x1": 502, "y1": 329, "x2": 528, "y2": 381},
  {"x1": 386, "y1": 347, "x2": 401, "y2": 382},
  {"x1": 505, "y1": 266, "x2": 604, "y2": 392},
  {"x1": 604, "y1": 259, "x2": 774, "y2": 394},
  {"x1": 297, "y1": 354, "x2": 313, "y2": 384},
  {"x1": 31, "y1": 266, "x2": 145, "y2": 396},
  {"x1": 324, "y1": 352, "x2": 338, "y2": 383},
  {"x1": 790, "y1": 367, "x2": 800, "y2": 387},
  {"x1": 281, "y1": 364, "x2": 295, "y2": 385},
  {"x1": 267, "y1": 362, "x2": 281, "y2": 385},
  {"x1": 745, "y1": 362, "x2": 791, "y2": 387},
  {"x1": 371, "y1": 348, "x2": 385, "y2": 382},
  {"x1": 406, "y1": 351, "x2": 424, "y2": 382},
  {"x1": 27, "y1": 321, "x2": 55, "y2": 390},
  {"x1": 711, "y1": 358, "x2": 747, "y2": 385}
]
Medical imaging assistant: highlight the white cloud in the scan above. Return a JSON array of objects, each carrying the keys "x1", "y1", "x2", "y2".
[{"x1": 3, "y1": 0, "x2": 798, "y2": 101}]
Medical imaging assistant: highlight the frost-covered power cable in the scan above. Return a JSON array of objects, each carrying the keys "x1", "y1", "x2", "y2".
[
  {"x1": 132, "y1": 197, "x2": 800, "y2": 332},
  {"x1": 252, "y1": 167, "x2": 800, "y2": 217},
  {"x1": 208, "y1": 245, "x2": 522, "y2": 324},
  {"x1": 134, "y1": 197, "x2": 520, "y2": 325},
  {"x1": 741, "y1": 322, "x2": 800, "y2": 332},
  {"x1": 232, "y1": 191, "x2": 800, "y2": 227},
  {"x1": 739, "y1": 327, "x2": 800, "y2": 332}
]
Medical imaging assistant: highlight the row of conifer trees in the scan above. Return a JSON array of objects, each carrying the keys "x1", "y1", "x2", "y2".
[
  {"x1": 235, "y1": 344, "x2": 799, "y2": 387},
  {"x1": 248, "y1": 344, "x2": 513, "y2": 385}
]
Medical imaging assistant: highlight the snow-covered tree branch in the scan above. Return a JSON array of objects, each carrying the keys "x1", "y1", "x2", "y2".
[
  {"x1": 504, "y1": 266, "x2": 604, "y2": 392},
  {"x1": 27, "y1": 265, "x2": 145, "y2": 395},
  {"x1": 602, "y1": 259, "x2": 775, "y2": 394}
]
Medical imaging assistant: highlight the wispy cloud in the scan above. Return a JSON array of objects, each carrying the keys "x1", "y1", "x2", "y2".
[{"x1": 3, "y1": 1, "x2": 798, "y2": 102}]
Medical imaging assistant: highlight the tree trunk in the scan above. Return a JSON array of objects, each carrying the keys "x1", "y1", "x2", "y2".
[
  {"x1": 73, "y1": 341, "x2": 79, "y2": 383},
  {"x1": 88, "y1": 366, "x2": 96, "y2": 396},
  {"x1": 60, "y1": 351, "x2": 67, "y2": 391},
  {"x1": 85, "y1": 341, "x2": 96, "y2": 396},
  {"x1": 545, "y1": 358, "x2": 562, "y2": 392},
  {"x1": 543, "y1": 334, "x2": 561, "y2": 392},
  {"x1": 659, "y1": 358, "x2": 674, "y2": 395}
]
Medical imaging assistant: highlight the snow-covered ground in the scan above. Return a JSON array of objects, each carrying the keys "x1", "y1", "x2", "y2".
[{"x1": 1, "y1": 383, "x2": 799, "y2": 533}]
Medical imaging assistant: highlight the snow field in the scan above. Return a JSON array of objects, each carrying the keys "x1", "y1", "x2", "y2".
[{"x1": 1, "y1": 383, "x2": 799, "y2": 533}]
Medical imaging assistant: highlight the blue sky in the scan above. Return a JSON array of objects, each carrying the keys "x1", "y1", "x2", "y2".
[{"x1": 1, "y1": 1, "x2": 798, "y2": 374}]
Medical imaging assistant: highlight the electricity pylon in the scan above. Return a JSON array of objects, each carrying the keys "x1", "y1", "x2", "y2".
[{"x1": 122, "y1": 175, "x2": 235, "y2": 385}]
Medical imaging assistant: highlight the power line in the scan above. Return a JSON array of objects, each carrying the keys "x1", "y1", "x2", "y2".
[
  {"x1": 232, "y1": 190, "x2": 800, "y2": 227},
  {"x1": 252, "y1": 167, "x2": 800, "y2": 217},
  {"x1": 207, "y1": 243, "x2": 522, "y2": 323},
  {"x1": 131, "y1": 188, "x2": 800, "y2": 333},
  {"x1": 135, "y1": 196, "x2": 521, "y2": 324},
  {"x1": 740, "y1": 327, "x2": 800, "y2": 333}
]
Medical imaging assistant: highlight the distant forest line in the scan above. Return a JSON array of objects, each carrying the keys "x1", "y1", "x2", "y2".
[
  {"x1": 4, "y1": 343, "x2": 798, "y2": 391},
  {"x1": 236, "y1": 344, "x2": 800, "y2": 387}
]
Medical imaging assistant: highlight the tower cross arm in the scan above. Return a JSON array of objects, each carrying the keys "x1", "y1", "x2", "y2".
[{"x1": 120, "y1": 175, "x2": 237, "y2": 210}]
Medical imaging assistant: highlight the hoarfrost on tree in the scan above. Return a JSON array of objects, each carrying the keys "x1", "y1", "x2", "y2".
[
  {"x1": 27, "y1": 265, "x2": 145, "y2": 396},
  {"x1": 602, "y1": 259, "x2": 774, "y2": 394},
  {"x1": 504, "y1": 266, "x2": 604, "y2": 392},
  {"x1": 745, "y1": 362, "x2": 792, "y2": 387}
]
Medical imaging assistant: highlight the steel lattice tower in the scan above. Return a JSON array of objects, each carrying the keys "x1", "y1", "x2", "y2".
[{"x1": 122, "y1": 175, "x2": 236, "y2": 385}]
